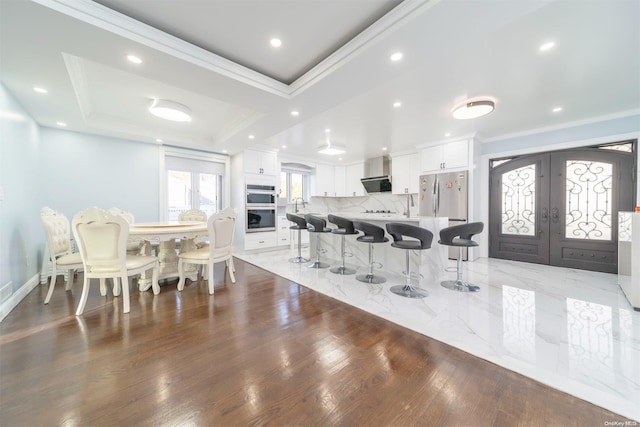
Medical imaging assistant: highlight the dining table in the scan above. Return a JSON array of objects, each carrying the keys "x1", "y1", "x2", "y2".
[{"x1": 129, "y1": 221, "x2": 208, "y2": 291}]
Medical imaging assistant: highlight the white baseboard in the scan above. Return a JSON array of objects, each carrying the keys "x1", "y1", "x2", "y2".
[{"x1": 0, "y1": 274, "x2": 40, "y2": 322}]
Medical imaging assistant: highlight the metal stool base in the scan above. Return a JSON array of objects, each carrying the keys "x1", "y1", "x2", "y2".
[
  {"x1": 289, "y1": 256, "x2": 310, "y2": 263},
  {"x1": 308, "y1": 261, "x2": 330, "y2": 269},
  {"x1": 356, "y1": 273, "x2": 386, "y2": 284},
  {"x1": 390, "y1": 284, "x2": 429, "y2": 299},
  {"x1": 330, "y1": 266, "x2": 356, "y2": 275},
  {"x1": 440, "y1": 279, "x2": 480, "y2": 292}
]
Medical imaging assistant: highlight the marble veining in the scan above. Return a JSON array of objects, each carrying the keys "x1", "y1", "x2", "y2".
[{"x1": 235, "y1": 248, "x2": 640, "y2": 421}]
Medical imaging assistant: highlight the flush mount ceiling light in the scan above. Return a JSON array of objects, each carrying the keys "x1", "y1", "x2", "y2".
[
  {"x1": 318, "y1": 140, "x2": 346, "y2": 155},
  {"x1": 148, "y1": 99, "x2": 192, "y2": 122},
  {"x1": 452, "y1": 98, "x2": 495, "y2": 120}
]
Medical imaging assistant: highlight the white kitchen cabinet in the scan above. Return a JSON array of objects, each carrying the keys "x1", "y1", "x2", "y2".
[
  {"x1": 244, "y1": 149, "x2": 278, "y2": 176},
  {"x1": 334, "y1": 166, "x2": 346, "y2": 197},
  {"x1": 345, "y1": 162, "x2": 365, "y2": 197},
  {"x1": 391, "y1": 153, "x2": 419, "y2": 194},
  {"x1": 420, "y1": 140, "x2": 468, "y2": 173},
  {"x1": 244, "y1": 231, "x2": 277, "y2": 250},
  {"x1": 313, "y1": 163, "x2": 335, "y2": 197},
  {"x1": 277, "y1": 215, "x2": 291, "y2": 245}
]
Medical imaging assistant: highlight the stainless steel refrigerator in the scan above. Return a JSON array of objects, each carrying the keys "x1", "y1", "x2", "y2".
[{"x1": 419, "y1": 171, "x2": 469, "y2": 260}]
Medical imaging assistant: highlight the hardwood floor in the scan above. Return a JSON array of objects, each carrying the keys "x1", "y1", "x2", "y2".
[{"x1": 0, "y1": 258, "x2": 629, "y2": 426}]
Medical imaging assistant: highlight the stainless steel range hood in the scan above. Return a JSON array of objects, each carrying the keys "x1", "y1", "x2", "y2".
[{"x1": 360, "y1": 156, "x2": 392, "y2": 193}]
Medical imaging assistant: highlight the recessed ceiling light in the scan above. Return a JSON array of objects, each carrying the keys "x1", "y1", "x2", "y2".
[
  {"x1": 33, "y1": 87, "x2": 48, "y2": 94},
  {"x1": 222, "y1": 149, "x2": 228, "y2": 153},
  {"x1": 539, "y1": 41, "x2": 555, "y2": 51},
  {"x1": 382, "y1": 147, "x2": 387, "y2": 151},
  {"x1": 318, "y1": 141, "x2": 346, "y2": 155},
  {"x1": 149, "y1": 99, "x2": 192, "y2": 122},
  {"x1": 552, "y1": 107, "x2": 563, "y2": 113},
  {"x1": 281, "y1": 145, "x2": 287, "y2": 149},
  {"x1": 127, "y1": 54, "x2": 142, "y2": 64},
  {"x1": 390, "y1": 52, "x2": 403, "y2": 62},
  {"x1": 325, "y1": 128, "x2": 331, "y2": 133},
  {"x1": 248, "y1": 134, "x2": 255, "y2": 139},
  {"x1": 270, "y1": 38, "x2": 282, "y2": 48},
  {"x1": 56, "y1": 121, "x2": 67, "y2": 127},
  {"x1": 338, "y1": 157, "x2": 343, "y2": 161},
  {"x1": 444, "y1": 133, "x2": 451, "y2": 137},
  {"x1": 156, "y1": 138, "x2": 163, "y2": 143},
  {"x1": 452, "y1": 97, "x2": 496, "y2": 119},
  {"x1": 393, "y1": 101, "x2": 402, "y2": 108},
  {"x1": 291, "y1": 110, "x2": 299, "y2": 117}
]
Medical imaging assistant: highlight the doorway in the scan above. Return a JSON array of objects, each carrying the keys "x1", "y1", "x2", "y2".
[{"x1": 489, "y1": 141, "x2": 636, "y2": 273}]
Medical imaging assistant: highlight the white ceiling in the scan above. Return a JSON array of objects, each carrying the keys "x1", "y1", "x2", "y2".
[{"x1": 1, "y1": 0, "x2": 639, "y2": 164}]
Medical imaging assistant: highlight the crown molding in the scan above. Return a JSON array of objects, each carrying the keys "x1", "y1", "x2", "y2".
[
  {"x1": 34, "y1": 0, "x2": 434, "y2": 100},
  {"x1": 34, "y1": 0, "x2": 290, "y2": 97}
]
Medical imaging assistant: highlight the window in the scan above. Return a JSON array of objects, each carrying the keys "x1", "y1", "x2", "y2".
[
  {"x1": 280, "y1": 163, "x2": 312, "y2": 202},
  {"x1": 163, "y1": 150, "x2": 226, "y2": 221}
]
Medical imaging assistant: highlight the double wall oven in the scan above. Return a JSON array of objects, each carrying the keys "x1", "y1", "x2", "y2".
[{"x1": 245, "y1": 183, "x2": 276, "y2": 232}]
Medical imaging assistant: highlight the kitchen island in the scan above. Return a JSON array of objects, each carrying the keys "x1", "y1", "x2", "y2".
[{"x1": 304, "y1": 213, "x2": 449, "y2": 285}]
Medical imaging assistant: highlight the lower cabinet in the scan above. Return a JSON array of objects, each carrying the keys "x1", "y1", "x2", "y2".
[
  {"x1": 244, "y1": 232, "x2": 277, "y2": 251},
  {"x1": 277, "y1": 215, "x2": 291, "y2": 245}
]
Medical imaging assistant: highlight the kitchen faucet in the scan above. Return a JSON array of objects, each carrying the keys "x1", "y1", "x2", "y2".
[
  {"x1": 294, "y1": 197, "x2": 306, "y2": 213},
  {"x1": 405, "y1": 194, "x2": 414, "y2": 218}
]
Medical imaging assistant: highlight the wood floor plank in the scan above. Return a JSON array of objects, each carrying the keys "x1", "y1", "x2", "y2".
[{"x1": 0, "y1": 258, "x2": 630, "y2": 426}]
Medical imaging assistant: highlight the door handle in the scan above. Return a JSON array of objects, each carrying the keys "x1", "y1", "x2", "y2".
[
  {"x1": 551, "y1": 207, "x2": 559, "y2": 223},
  {"x1": 541, "y1": 208, "x2": 549, "y2": 223}
]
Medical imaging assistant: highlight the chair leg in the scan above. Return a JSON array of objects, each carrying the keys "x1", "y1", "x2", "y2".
[
  {"x1": 308, "y1": 234, "x2": 329, "y2": 269},
  {"x1": 227, "y1": 258, "x2": 236, "y2": 283},
  {"x1": 440, "y1": 247, "x2": 480, "y2": 292},
  {"x1": 64, "y1": 269, "x2": 74, "y2": 291},
  {"x1": 75, "y1": 276, "x2": 91, "y2": 315},
  {"x1": 390, "y1": 250, "x2": 428, "y2": 298},
  {"x1": 208, "y1": 261, "x2": 214, "y2": 295},
  {"x1": 151, "y1": 263, "x2": 160, "y2": 295},
  {"x1": 356, "y1": 243, "x2": 386, "y2": 284},
  {"x1": 109, "y1": 278, "x2": 119, "y2": 296},
  {"x1": 121, "y1": 274, "x2": 130, "y2": 314},
  {"x1": 289, "y1": 230, "x2": 310, "y2": 263},
  {"x1": 177, "y1": 259, "x2": 186, "y2": 291},
  {"x1": 44, "y1": 264, "x2": 57, "y2": 305},
  {"x1": 330, "y1": 235, "x2": 356, "y2": 275}
]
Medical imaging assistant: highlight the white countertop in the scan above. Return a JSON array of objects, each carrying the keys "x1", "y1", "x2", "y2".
[{"x1": 291, "y1": 211, "x2": 447, "y2": 223}]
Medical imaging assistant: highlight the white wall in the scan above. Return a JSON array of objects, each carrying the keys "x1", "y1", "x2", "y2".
[
  {"x1": 39, "y1": 127, "x2": 160, "y2": 222},
  {"x1": 0, "y1": 83, "x2": 43, "y2": 304},
  {"x1": 477, "y1": 113, "x2": 640, "y2": 257}
]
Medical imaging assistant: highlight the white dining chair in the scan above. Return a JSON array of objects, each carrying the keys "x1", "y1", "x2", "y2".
[
  {"x1": 177, "y1": 207, "x2": 237, "y2": 294},
  {"x1": 40, "y1": 207, "x2": 85, "y2": 304},
  {"x1": 72, "y1": 207, "x2": 160, "y2": 315}
]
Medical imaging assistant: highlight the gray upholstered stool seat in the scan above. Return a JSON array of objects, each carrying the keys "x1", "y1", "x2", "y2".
[
  {"x1": 438, "y1": 222, "x2": 484, "y2": 292},
  {"x1": 286, "y1": 213, "x2": 310, "y2": 263},
  {"x1": 353, "y1": 221, "x2": 388, "y2": 284},
  {"x1": 328, "y1": 214, "x2": 359, "y2": 275},
  {"x1": 305, "y1": 214, "x2": 331, "y2": 269},
  {"x1": 386, "y1": 223, "x2": 433, "y2": 298}
]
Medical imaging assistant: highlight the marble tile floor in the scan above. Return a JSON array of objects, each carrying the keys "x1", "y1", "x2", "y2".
[{"x1": 235, "y1": 248, "x2": 640, "y2": 421}]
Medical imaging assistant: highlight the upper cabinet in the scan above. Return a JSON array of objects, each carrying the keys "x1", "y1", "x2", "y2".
[
  {"x1": 313, "y1": 163, "x2": 335, "y2": 197},
  {"x1": 244, "y1": 149, "x2": 278, "y2": 176},
  {"x1": 391, "y1": 153, "x2": 419, "y2": 194},
  {"x1": 312, "y1": 162, "x2": 365, "y2": 197},
  {"x1": 345, "y1": 162, "x2": 365, "y2": 197},
  {"x1": 420, "y1": 139, "x2": 469, "y2": 173}
]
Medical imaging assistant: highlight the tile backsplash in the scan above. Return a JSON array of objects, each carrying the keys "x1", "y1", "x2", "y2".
[{"x1": 307, "y1": 193, "x2": 419, "y2": 216}]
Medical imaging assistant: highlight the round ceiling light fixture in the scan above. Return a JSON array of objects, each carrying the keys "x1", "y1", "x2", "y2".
[
  {"x1": 452, "y1": 97, "x2": 495, "y2": 120},
  {"x1": 148, "y1": 99, "x2": 192, "y2": 122}
]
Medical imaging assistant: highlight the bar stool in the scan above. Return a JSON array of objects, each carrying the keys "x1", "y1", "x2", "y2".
[
  {"x1": 438, "y1": 222, "x2": 484, "y2": 292},
  {"x1": 286, "y1": 213, "x2": 310, "y2": 263},
  {"x1": 386, "y1": 223, "x2": 433, "y2": 298},
  {"x1": 305, "y1": 214, "x2": 331, "y2": 269},
  {"x1": 353, "y1": 221, "x2": 388, "y2": 284},
  {"x1": 327, "y1": 214, "x2": 359, "y2": 275}
]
